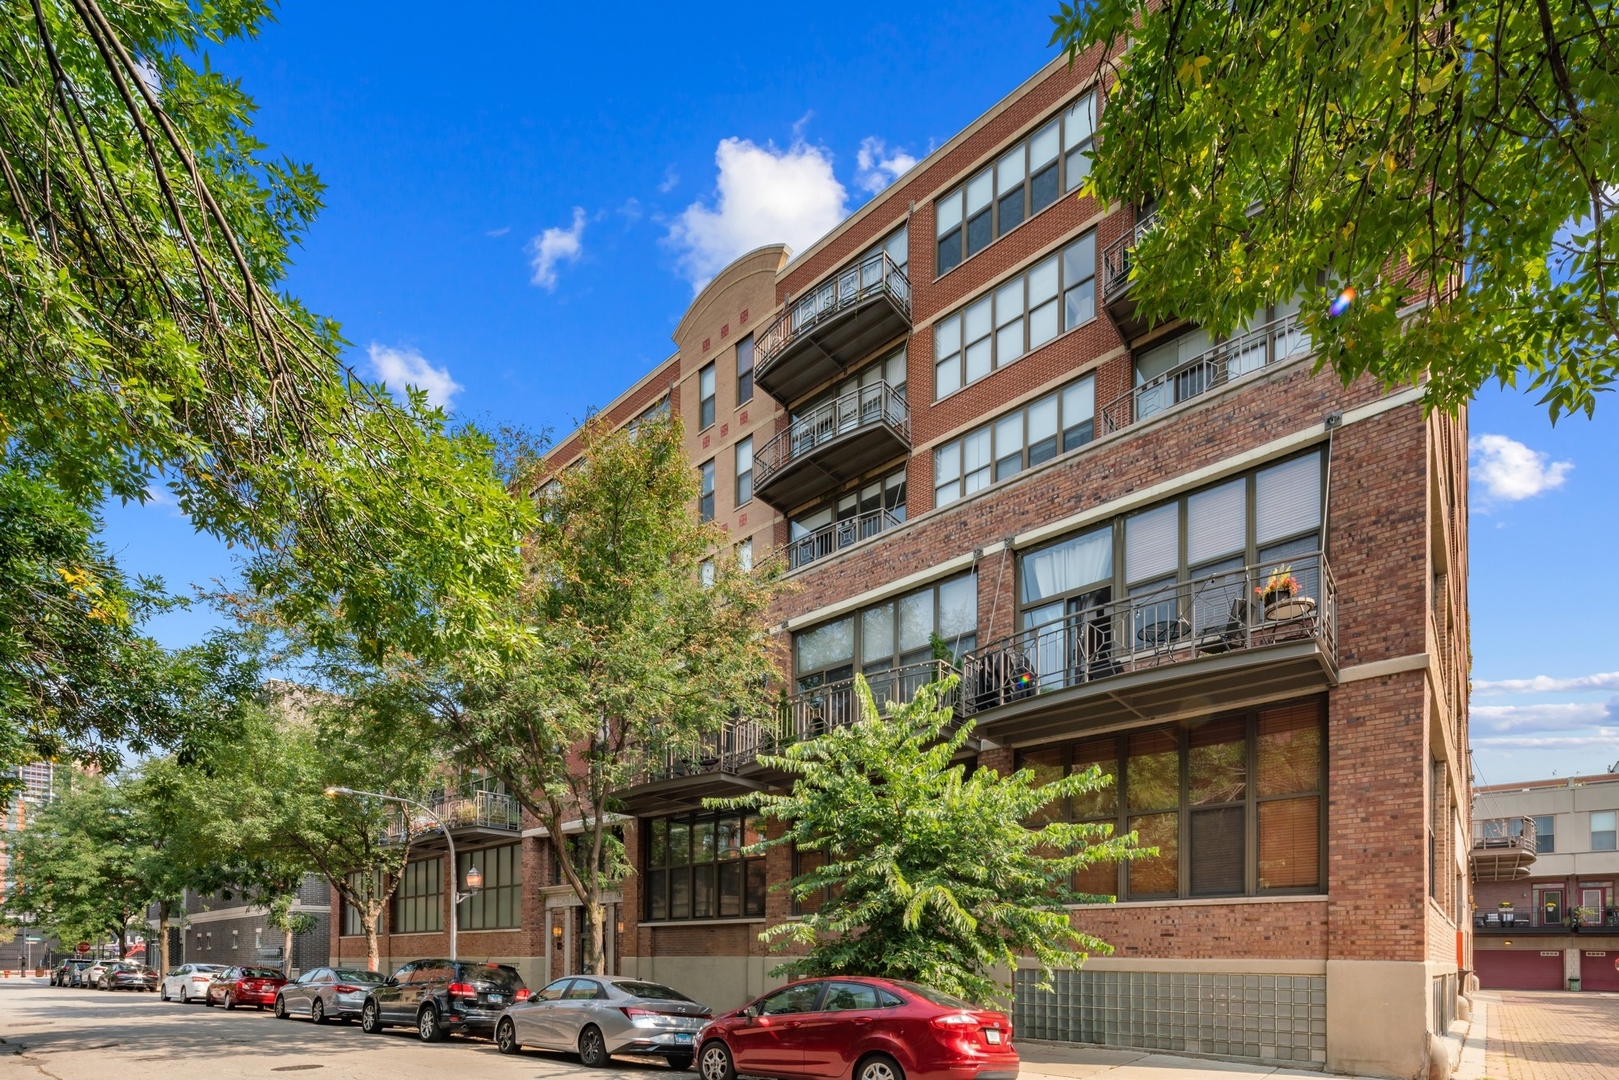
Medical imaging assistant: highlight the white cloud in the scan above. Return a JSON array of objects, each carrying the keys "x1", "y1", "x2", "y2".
[
  {"x1": 485, "y1": 226, "x2": 511, "y2": 238},
  {"x1": 1468, "y1": 433, "x2": 1572, "y2": 501},
  {"x1": 1474, "y1": 672, "x2": 1619, "y2": 695},
  {"x1": 1470, "y1": 729, "x2": 1619, "y2": 752},
  {"x1": 855, "y1": 137, "x2": 918, "y2": 194},
  {"x1": 658, "y1": 166, "x2": 680, "y2": 194},
  {"x1": 528, "y1": 207, "x2": 587, "y2": 291},
  {"x1": 1471, "y1": 701, "x2": 1614, "y2": 733},
  {"x1": 366, "y1": 343, "x2": 464, "y2": 409},
  {"x1": 666, "y1": 137, "x2": 849, "y2": 292}
]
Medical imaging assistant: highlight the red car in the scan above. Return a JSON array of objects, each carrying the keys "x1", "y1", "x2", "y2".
[
  {"x1": 695, "y1": 977, "x2": 1018, "y2": 1080},
  {"x1": 206, "y1": 966, "x2": 288, "y2": 1010}
]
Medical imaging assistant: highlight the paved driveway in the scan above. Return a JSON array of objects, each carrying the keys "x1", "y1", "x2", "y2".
[{"x1": 1484, "y1": 990, "x2": 1619, "y2": 1080}]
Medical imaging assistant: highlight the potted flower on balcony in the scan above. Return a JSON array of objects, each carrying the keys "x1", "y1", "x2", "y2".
[
  {"x1": 1573, "y1": 906, "x2": 1600, "y2": 930},
  {"x1": 1257, "y1": 565, "x2": 1313, "y2": 620}
]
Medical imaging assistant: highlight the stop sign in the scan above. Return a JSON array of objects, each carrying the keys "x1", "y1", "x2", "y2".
[{"x1": 75, "y1": 942, "x2": 90, "y2": 954}]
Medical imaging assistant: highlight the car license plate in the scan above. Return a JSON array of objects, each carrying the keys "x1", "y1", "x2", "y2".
[
  {"x1": 487, "y1": 994, "x2": 504, "y2": 1003},
  {"x1": 675, "y1": 1033, "x2": 694, "y2": 1044},
  {"x1": 985, "y1": 1029, "x2": 1002, "y2": 1044}
]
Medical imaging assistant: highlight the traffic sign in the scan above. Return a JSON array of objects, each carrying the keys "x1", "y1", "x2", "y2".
[{"x1": 75, "y1": 942, "x2": 90, "y2": 954}]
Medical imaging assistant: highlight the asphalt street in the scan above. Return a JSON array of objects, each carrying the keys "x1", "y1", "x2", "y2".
[{"x1": 0, "y1": 977, "x2": 679, "y2": 1080}]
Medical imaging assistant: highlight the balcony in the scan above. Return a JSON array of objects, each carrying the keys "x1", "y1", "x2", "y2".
[
  {"x1": 612, "y1": 661, "x2": 962, "y2": 813},
  {"x1": 753, "y1": 252, "x2": 912, "y2": 404},
  {"x1": 1471, "y1": 817, "x2": 1538, "y2": 882},
  {"x1": 1100, "y1": 314, "x2": 1311, "y2": 436},
  {"x1": 1100, "y1": 209, "x2": 1158, "y2": 339},
  {"x1": 783, "y1": 507, "x2": 905, "y2": 571},
  {"x1": 753, "y1": 382, "x2": 910, "y2": 511},
  {"x1": 960, "y1": 551, "x2": 1337, "y2": 745},
  {"x1": 384, "y1": 787, "x2": 521, "y2": 846}
]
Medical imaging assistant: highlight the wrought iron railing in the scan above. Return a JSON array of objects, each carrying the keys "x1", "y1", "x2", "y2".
[
  {"x1": 754, "y1": 251, "x2": 912, "y2": 381},
  {"x1": 1099, "y1": 313, "x2": 1311, "y2": 435},
  {"x1": 384, "y1": 787, "x2": 521, "y2": 843},
  {"x1": 784, "y1": 507, "x2": 905, "y2": 571},
  {"x1": 961, "y1": 550, "x2": 1336, "y2": 716},
  {"x1": 755, "y1": 381, "x2": 910, "y2": 490},
  {"x1": 1100, "y1": 209, "x2": 1158, "y2": 301}
]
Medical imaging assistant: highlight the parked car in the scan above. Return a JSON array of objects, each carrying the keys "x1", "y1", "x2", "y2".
[
  {"x1": 101, "y1": 962, "x2": 159, "y2": 992},
  {"x1": 206, "y1": 966, "x2": 288, "y2": 1010},
  {"x1": 494, "y1": 975, "x2": 712, "y2": 1068},
  {"x1": 275, "y1": 966, "x2": 386, "y2": 1024},
  {"x1": 692, "y1": 977, "x2": 1019, "y2": 1080},
  {"x1": 359, "y1": 959, "x2": 526, "y2": 1042},
  {"x1": 80, "y1": 960, "x2": 114, "y2": 988},
  {"x1": 51, "y1": 959, "x2": 93, "y2": 987},
  {"x1": 160, "y1": 963, "x2": 227, "y2": 1003}
]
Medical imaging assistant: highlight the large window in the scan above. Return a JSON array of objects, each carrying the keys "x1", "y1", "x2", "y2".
[
  {"x1": 698, "y1": 363, "x2": 716, "y2": 430},
  {"x1": 643, "y1": 813, "x2": 766, "y2": 921},
  {"x1": 1594, "y1": 811, "x2": 1617, "y2": 852},
  {"x1": 934, "y1": 232, "x2": 1095, "y2": 398},
  {"x1": 1132, "y1": 298, "x2": 1311, "y2": 422},
  {"x1": 391, "y1": 857, "x2": 443, "y2": 934},
  {"x1": 458, "y1": 844, "x2": 521, "y2": 930},
  {"x1": 1534, "y1": 815, "x2": 1556, "y2": 854},
  {"x1": 342, "y1": 870, "x2": 378, "y2": 936},
  {"x1": 789, "y1": 466, "x2": 907, "y2": 547},
  {"x1": 794, "y1": 573, "x2": 978, "y2": 692},
  {"x1": 735, "y1": 437, "x2": 754, "y2": 506},
  {"x1": 935, "y1": 94, "x2": 1096, "y2": 275},
  {"x1": 698, "y1": 460, "x2": 715, "y2": 522},
  {"x1": 1020, "y1": 700, "x2": 1324, "y2": 900},
  {"x1": 934, "y1": 374, "x2": 1094, "y2": 506},
  {"x1": 736, "y1": 336, "x2": 754, "y2": 406}
]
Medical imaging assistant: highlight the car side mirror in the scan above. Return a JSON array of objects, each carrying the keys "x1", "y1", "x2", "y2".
[
  {"x1": 384, "y1": 977, "x2": 398, "y2": 987},
  {"x1": 741, "y1": 1005, "x2": 759, "y2": 1019}
]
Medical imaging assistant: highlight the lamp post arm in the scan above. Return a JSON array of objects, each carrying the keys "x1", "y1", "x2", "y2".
[{"x1": 328, "y1": 787, "x2": 459, "y2": 962}]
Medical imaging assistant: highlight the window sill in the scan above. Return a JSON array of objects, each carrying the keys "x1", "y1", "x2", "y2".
[
  {"x1": 1065, "y1": 894, "x2": 1326, "y2": 911},
  {"x1": 638, "y1": 917, "x2": 767, "y2": 928}
]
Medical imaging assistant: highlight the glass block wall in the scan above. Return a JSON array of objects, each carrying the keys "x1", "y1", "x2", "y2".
[{"x1": 1013, "y1": 969, "x2": 1328, "y2": 1065}]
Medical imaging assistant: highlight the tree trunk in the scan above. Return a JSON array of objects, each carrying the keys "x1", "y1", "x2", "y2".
[
  {"x1": 158, "y1": 901, "x2": 171, "y2": 977},
  {"x1": 362, "y1": 909, "x2": 380, "y2": 973},
  {"x1": 582, "y1": 900, "x2": 605, "y2": 975},
  {"x1": 283, "y1": 924, "x2": 294, "y2": 978},
  {"x1": 117, "y1": 921, "x2": 127, "y2": 960}
]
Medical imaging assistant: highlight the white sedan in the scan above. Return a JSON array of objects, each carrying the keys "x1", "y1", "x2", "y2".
[{"x1": 160, "y1": 963, "x2": 228, "y2": 1003}]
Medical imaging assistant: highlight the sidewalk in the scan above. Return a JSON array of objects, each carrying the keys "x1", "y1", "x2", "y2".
[{"x1": 1018, "y1": 1041, "x2": 1385, "y2": 1080}]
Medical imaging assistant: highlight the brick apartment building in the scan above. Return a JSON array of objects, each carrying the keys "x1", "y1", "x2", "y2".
[
  {"x1": 1470, "y1": 773, "x2": 1619, "y2": 993},
  {"x1": 162, "y1": 875, "x2": 333, "y2": 976},
  {"x1": 329, "y1": 49, "x2": 1472, "y2": 1078}
]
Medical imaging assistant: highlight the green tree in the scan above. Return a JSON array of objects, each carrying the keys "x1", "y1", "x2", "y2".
[
  {"x1": 400, "y1": 416, "x2": 783, "y2": 975},
  {"x1": 1049, "y1": 0, "x2": 1619, "y2": 419},
  {"x1": 718, "y1": 677, "x2": 1146, "y2": 1004}
]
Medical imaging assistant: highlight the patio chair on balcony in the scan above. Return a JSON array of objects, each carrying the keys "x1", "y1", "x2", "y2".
[{"x1": 1196, "y1": 598, "x2": 1251, "y2": 656}]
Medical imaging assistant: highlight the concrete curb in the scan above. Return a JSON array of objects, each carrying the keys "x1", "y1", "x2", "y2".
[{"x1": 1453, "y1": 995, "x2": 1490, "y2": 1080}]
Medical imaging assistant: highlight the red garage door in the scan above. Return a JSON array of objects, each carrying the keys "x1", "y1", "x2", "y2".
[
  {"x1": 1581, "y1": 951, "x2": 1619, "y2": 992},
  {"x1": 1476, "y1": 949, "x2": 1564, "y2": 990}
]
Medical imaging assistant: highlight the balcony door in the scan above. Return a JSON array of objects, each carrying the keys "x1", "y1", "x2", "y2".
[{"x1": 1535, "y1": 886, "x2": 1564, "y2": 927}]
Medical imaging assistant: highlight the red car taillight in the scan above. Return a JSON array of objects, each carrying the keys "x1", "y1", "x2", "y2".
[
  {"x1": 514, "y1": 989, "x2": 531, "y2": 1002},
  {"x1": 333, "y1": 984, "x2": 360, "y2": 994},
  {"x1": 620, "y1": 1007, "x2": 658, "y2": 1019},
  {"x1": 933, "y1": 1013, "x2": 979, "y2": 1028},
  {"x1": 447, "y1": 982, "x2": 477, "y2": 999}
]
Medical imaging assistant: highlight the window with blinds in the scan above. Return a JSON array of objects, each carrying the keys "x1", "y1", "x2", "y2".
[
  {"x1": 391, "y1": 857, "x2": 443, "y2": 934},
  {"x1": 1019, "y1": 699, "x2": 1324, "y2": 901}
]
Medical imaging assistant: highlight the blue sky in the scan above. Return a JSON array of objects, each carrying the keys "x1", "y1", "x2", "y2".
[{"x1": 100, "y1": 1, "x2": 1617, "y2": 785}]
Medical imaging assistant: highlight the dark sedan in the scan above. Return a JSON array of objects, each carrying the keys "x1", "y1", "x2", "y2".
[
  {"x1": 51, "y1": 959, "x2": 93, "y2": 987},
  {"x1": 101, "y1": 962, "x2": 159, "y2": 992}
]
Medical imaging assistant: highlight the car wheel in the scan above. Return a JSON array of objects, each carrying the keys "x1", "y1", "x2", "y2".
[
  {"x1": 311, "y1": 998, "x2": 326, "y2": 1025},
  {"x1": 224, "y1": 992, "x2": 235, "y2": 1010},
  {"x1": 274, "y1": 995, "x2": 288, "y2": 1019},
  {"x1": 179, "y1": 986, "x2": 189, "y2": 1004},
  {"x1": 495, "y1": 1016, "x2": 521, "y2": 1055},
  {"x1": 417, "y1": 1004, "x2": 446, "y2": 1043},
  {"x1": 667, "y1": 1053, "x2": 694, "y2": 1071},
  {"x1": 698, "y1": 1040, "x2": 736, "y2": 1080},
  {"x1": 361, "y1": 1001, "x2": 384, "y2": 1034},
  {"x1": 578, "y1": 1024, "x2": 609, "y2": 1067},
  {"x1": 856, "y1": 1053, "x2": 905, "y2": 1080}
]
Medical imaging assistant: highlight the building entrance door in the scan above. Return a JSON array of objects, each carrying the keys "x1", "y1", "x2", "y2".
[{"x1": 1534, "y1": 887, "x2": 1564, "y2": 927}]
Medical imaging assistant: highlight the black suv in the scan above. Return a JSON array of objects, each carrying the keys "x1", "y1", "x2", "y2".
[
  {"x1": 51, "y1": 959, "x2": 93, "y2": 987},
  {"x1": 359, "y1": 959, "x2": 526, "y2": 1042}
]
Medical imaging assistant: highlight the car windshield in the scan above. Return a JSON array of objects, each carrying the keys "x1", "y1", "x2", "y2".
[
  {"x1": 240, "y1": 968, "x2": 282, "y2": 979},
  {"x1": 333, "y1": 969, "x2": 384, "y2": 984},
  {"x1": 616, "y1": 981, "x2": 695, "y2": 1002},
  {"x1": 893, "y1": 981, "x2": 979, "y2": 1010},
  {"x1": 464, "y1": 963, "x2": 523, "y2": 990},
  {"x1": 195, "y1": 965, "x2": 225, "y2": 972}
]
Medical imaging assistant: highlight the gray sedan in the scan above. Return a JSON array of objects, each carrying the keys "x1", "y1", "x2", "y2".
[
  {"x1": 275, "y1": 966, "x2": 386, "y2": 1023},
  {"x1": 495, "y1": 975, "x2": 712, "y2": 1067}
]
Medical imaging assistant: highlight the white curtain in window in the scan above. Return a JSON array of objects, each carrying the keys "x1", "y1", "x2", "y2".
[
  {"x1": 937, "y1": 575, "x2": 978, "y2": 639},
  {"x1": 1256, "y1": 452, "x2": 1322, "y2": 543},
  {"x1": 1022, "y1": 527, "x2": 1113, "y2": 604},
  {"x1": 1126, "y1": 503, "x2": 1179, "y2": 583}
]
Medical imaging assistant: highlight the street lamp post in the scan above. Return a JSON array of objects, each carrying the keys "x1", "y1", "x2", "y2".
[{"x1": 324, "y1": 787, "x2": 481, "y2": 961}]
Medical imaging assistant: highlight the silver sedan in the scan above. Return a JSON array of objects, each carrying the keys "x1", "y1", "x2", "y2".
[
  {"x1": 495, "y1": 975, "x2": 712, "y2": 1067},
  {"x1": 275, "y1": 966, "x2": 387, "y2": 1023}
]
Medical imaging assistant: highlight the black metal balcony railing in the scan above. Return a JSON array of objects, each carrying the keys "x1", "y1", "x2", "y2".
[
  {"x1": 1100, "y1": 314, "x2": 1311, "y2": 435},
  {"x1": 383, "y1": 787, "x2": 521, "y2": 843},
  {"x1": 754, "y1": 251, "x2": 912, "y2": 390},
  {"x1": 962, "y1": 551, "x2": 1336, "y2": 717},
  {"x1": 754, "y1": 381, "x2": 910, "y2": 493},
  {"x1": 784, "y1": 507, "x2": 905, "y2": 571},
  {"x1": 642, "y1": 660, "x2": 962, "y2": 786},
  {"x1": 1100, "y1": 209, "x2": 1158, "y2": 302}
]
